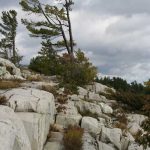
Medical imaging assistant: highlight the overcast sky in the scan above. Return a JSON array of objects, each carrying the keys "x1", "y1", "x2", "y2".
[{"x1": 0, "y1": 0, "x2": 150, "y2": 83}]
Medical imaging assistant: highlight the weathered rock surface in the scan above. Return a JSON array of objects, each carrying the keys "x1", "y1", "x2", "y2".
[
  {"x1": 0, "y1": 87, "x2": 55, "y2": 150},
  {"x1": 3, "y1": 88, "x2": 55, "y2": 115},
  {"x1": 0, "y1": 58, "x2": 24, "y2": 80},
  {"x1": 98, "y1": 141, "x2": 115, "y2": 150},
  {"x1": 127, "y1": 114, "x2": 148, "y2": 126},
  {"x1": 82, "y1": 133, "x2": 97, "y2": 150},
  {"x1": 44, "y1": 142, "x2": 62, "y2": 150},
  {"x1": 100, "y1": 127, "x2": 122, "y2": 150},
  {"x1": 17, "y1": 113, "x2": 52, "y2": 150},
  {"x1": 56, "y1": 114, "x2": 82, "y2": 128},
  {"x1": 75, "y1": 100, "x2": 102, "y2": 116},
  {"x1": 86, "y1": 82, "x2": 115, "y2": 94},
  {"x1": 99, "y1": 103, "x2": 113, "y2": 114},
  {"x1": 81, "y1": 117, "x2": 100, "y2": 135},
  {"x1": 0, "y1": 106, "x2": 31, "y2": 150}
]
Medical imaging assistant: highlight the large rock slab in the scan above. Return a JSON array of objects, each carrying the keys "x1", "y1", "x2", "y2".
[
  {"x1": 0, "y1": 58, "x2": 24, "y2": 80},
  {"x1": 81, "y1": 117, "x2": 100, "y2": 135},
  {"x1": 82, "y1": 133, "x2": 97, "y2": 150},
  {"x1": 98, "y1": 141, "x2": 115, "y2": 150},
  {"x1": 88, "y1": 92, "x2": 107, "y2": 102},
  {"x1": 75, "y1": 100, "x2": 102, "y2": 116},
  {"x1": 100, "y1": 127, "x2": 122, "y2": 150},
  {"x1": 86, "y1": 82, "x2": 115, "y2": 94},
  {"x1": 127, "y1": 114, "x2": 148, "y2": 126},
  {"x1": 17, "y1": 112, "x2": 52, "y2": 150},
  {"x1": 3, "y1": 88, "x2": 55, "y2": 115},
  {"x1": 56, "y1": 101, "x2": 78, "y2": 115},
  {"x1": 44, "y1": 142, "x2": 62, "y2": 150},
  {"x1": 99, "y1": 103, "x2": 113, "y2": 114},
  {"x1": 56, "y1": 114, "x2": 82, "y2": 128},
  {"x1": 0, "y1": 106, "x2": 31, "y2": 150}
]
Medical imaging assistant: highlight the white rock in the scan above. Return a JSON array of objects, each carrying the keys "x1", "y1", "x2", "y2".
[
  {"x1": 98, "y1": 141, "x2": 115, "y2": 150},
  {"x1": 128, "y1": 122, "x2": 142, "y2": 135},
  {"x1": 0, "y1": 106, "x2": 31, "y2": 150},
  {"x1": 56, "y1": 114, "x2": 82, "y2": 128},
  {"x1": 75, "y1": 100, "x2": 102, "y2": 116},
  {"x1": 78, "y1": 86, "x2": 88, "y2": 98},
  {"x1": 44, "y1": 142, "x2": 62, "y2": 150},
  {"x1": 3, "y1": 88, "x2": 55, "y2": 115},
  {"x1": 86, "y1": 82, "x2": 115, "y2": 94},
  {"x1": 17, "y1": 112, "x2": 53, "y2": 150},
  {"x1": 69, "y1": 94, "x2": 80, "y2": 101},
  {"x1": 100, "y1": 127, "x2": 122, "y2": 150},
  {"x1": 81, "y1": 117, "x2": 100, "y2": 135},
  {"x1": 88, "y1": 92, "x2": 103, "y2": 101},
  {"x1": 82, "y1": 133, "x2": 97, "y2": 150},
  {"x1": 48, "y1": 132, "x2": 63, "y2": 142},
  {"x1": 56, "y1": 101, "x2": 78, "y2": 115},
  {"x1": 99, "y1": 103, "x2": 113, "y2": 114},
  {"x1": 0, "y1": 58, "x2": 24, "y2": 80},
  {"x1": 128, "y1": 143, "x2": 143, "y2": 150},
  {"x1": 127, "y1": 114, "x2": 148, "y2": 126}
]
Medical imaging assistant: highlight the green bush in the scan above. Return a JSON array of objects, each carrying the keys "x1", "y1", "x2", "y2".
[
  {"x1": 29, "y1": 49, "x2": 97, "y2": 93},
  {"x1": 63, "y1": 125, "x2": 84, "y2": 150},
  {"x1": 59, "y1": 50, "x2": 97, "y2": 92},
  {"x1": 114, "y1": 91, "x2": 145, "y2": 111}
]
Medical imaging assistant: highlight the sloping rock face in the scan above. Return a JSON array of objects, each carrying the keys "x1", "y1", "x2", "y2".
[
  {"x1": 0, "y1": 58, "x2": 24, "y2": 80},
  {"x1": 4, "y1": 88, "x2": 55, "y2": 115},
  {"x1": 0, "y1": 106, "x2": 31, "y2": 150},
  {"x1": 1, "y1": 88, "x2": 55, "y2": 150}
]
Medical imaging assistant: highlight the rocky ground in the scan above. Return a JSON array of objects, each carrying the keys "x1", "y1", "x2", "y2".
[{"x1": 0, "y1": 58, "x2": 149, "y2": 150}]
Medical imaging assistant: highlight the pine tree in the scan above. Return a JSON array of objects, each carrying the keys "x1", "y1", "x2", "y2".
[
  {"x1": 0, "y1": 10, "x2": 20, "y2": 65},
  {"x1": 20, "y1": 0, "x2": 75, "y2": 59}
]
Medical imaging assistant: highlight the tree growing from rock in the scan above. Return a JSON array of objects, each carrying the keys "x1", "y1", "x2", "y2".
[
  {"x1": 0, "y1": 10, "x2": 22, "y2": 65},
  {"x1": 20, "y1": 0, "x2": 75, "y2": 59}
]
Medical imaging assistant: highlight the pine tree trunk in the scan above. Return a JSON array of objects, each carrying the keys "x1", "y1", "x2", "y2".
[
  {"x1": 66, "y1": 1, "x2": 74, "y2": 58},
  {"x1": 12, "y1": 38, "x2": 16, "y2": 65}
]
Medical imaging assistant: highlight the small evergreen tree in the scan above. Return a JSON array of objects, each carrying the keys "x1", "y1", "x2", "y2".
[
  {"x1": 0, "y1": 10, "x2": 21, "y2": 65},
  {"x1": 20, "y1": 0, "x2": 75, "y2": 58}
]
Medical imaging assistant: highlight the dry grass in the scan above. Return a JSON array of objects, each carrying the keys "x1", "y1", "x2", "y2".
[
  {"x1": 0, "y1": 95, "x2": 8, "y2": 105},
  {"x1": 113, "y1": 113, "x2": 128, "y2": 131},
  {"x1": 0, "y1": 80, "x2": 21, "y2": 89},
  {"x1": 56, "y1": 105, "x2": 66, "y2": 113},
  {"x1": 41, "y1": 85, "x2": 58, "y2": 97},
  {"x1": 63, "y1": 125, "x2": 84, "y2": 150},
  {"x1": 26, "y1": 75, "x2": 42, "y2": 81},
  {"x1": 57, "y1": 94, "x2": 68, "y2": 104}
]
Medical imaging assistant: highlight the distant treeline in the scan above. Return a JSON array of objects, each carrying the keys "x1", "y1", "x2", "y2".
[{"x1": 95, "y1": 77, "x2": 150, "y2": 94}]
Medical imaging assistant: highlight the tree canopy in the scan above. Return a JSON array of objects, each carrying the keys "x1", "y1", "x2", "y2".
[{"x1": 20, "y1": 0, "x2": 75, "y2": 58}]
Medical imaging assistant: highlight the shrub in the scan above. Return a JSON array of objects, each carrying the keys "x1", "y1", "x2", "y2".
[
  {"x1": 63, "y1": 125, "x2": 84, "y2": 150},
  {"x1": 29, "y1": 49, "x2": 97, "y2": 93},
  {"x1": 0, "y1": 80, "x2": 21, "y2": 89},
  {"x1": 0, "y1": 96, "x2": 7, "y2": 105},
  {"x1": 56, "y1": 105, "x2": 66, "y2": 113},
  {"x1": 57, "y1": 94, "x2": 68, "y2": 104},
  {"x1": 112, "y1": 91, "x2": 145, "y2": 111},
  {"x1": 59, "y1": 50, "x2": 97, "y2": 90}
]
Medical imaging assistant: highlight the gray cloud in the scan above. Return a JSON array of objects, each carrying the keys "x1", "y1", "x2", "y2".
[{"x1": 0, "y1": 0, "x2": 150, "y2": 82}]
